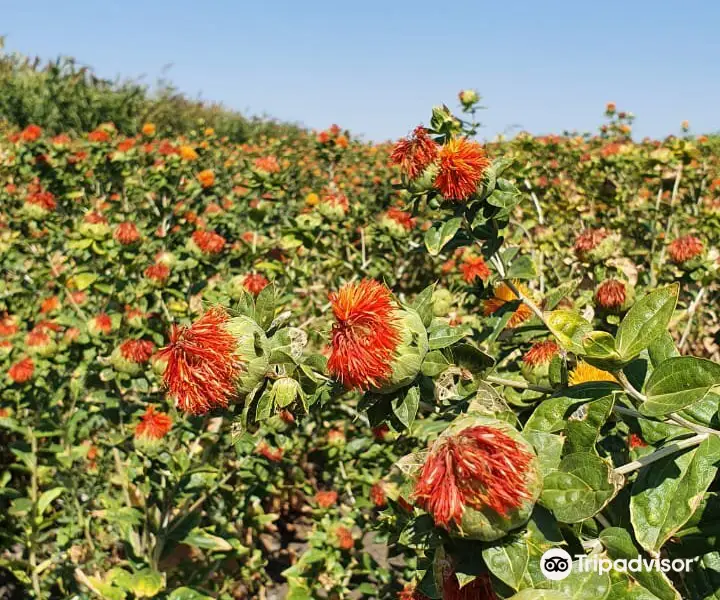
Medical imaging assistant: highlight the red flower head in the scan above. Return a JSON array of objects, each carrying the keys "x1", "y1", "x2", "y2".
[
  {"x1": 370, "y1": 482, "x2": 387, "y2": 507},
  {"x1": 668, "y1": 235, "x2": 704, "y2": 264},
  {"x1": 256, "y1": 441, "x2": 284, "y2": 462},
  {"x1": 88, "y1": 129, "x2": 110, "y2": 143},
  {"x1": 120, "y1": 339, "x2": 156, "y2": 364},
  {"x1": 191, "y1": 230, "x2": 226, "y2": 254},
  {"x1": 114, "y1": 222, "x2": 141, "y2": 245},
  {"x1": 385, "y1": 207, "x2": 416, "y2": 231},
  {"x1": 26, "y1": 190, "x2": 56, "y2": 211},
  {"x1": 135, "y1": 405, "x2": 172, "y2": 440},
  {"x1": 595, "y1": 279, "x2": 627, "y2": 310},
  {"x1": 314, "y1": 490, "x2": 338, "y2": 508},
  {"x1": 243, "y1": 273, "x2": 270, "y2": 296},
  {"x1": 89, "y1": 313, "x2": 113, "y2": 335},
  {"x1": 413, "y1": 425, "x2": 535, "y2": 529},
  {"x1": 9, "y1": 357, "x2": 34, "y2": 383},
  {"x1": 523, "y1": 340, "x2": 560, "y2": 366},
  {"x1": 20, "y1": 125, "x2": 43, "y2": 142},
  {"x1": 397, "y1": 584, "x2": 431, "y2": 600},
  {"x1": 144, "y1": 263, "x2": 170, "y2": 282},
  {"x1": 333, "y1": 526, "x2": 354, "y2": 550},
  {"x1": 0, "y1": 315, "x2": 19, "y2": 338},
  {"x1": 156, "y1": 307, "x2": 242, "y2": 415},
  {"x1": 629, "y1": 433, "x2": 648, "y2": 449},
  {"x1": 40, "y1": 296, "x2": 60, "y2": 314},
  {"x1": 435, "y1": 138, "x2": 489, "y2": 201},
  {"x1": 390, "y1": 126, "x2": 439, "y2": 180},
  {"x1": 460, "y1": 255, "x2": 491, "y2": 284},
  {"x1": 84, "y1": 212, "x2": 107, "y2": 225},
  {"x1": 328, "y1": 279, "x2": 401, "y2": 391}
]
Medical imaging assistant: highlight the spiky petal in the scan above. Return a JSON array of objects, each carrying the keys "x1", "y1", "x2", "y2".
[
  {"x1": 413, "y1": 425, "x2": 534, "y2": 529},
  {"x1": 434, "y1": 138, "x2": 489, "y2": 201},
  {"x1": 390, "y1": 126, "x2": 439, "y2": 179},
  {"x1": 668, "y1": 235, "x2": 704, "y2": 263},
  {"x1": 328, "y1": 279, "x2": 401, "y2": 391},
  {"x1": 135, "y1": 406, "x2": 172, "y2": 440},
  {"x1": 156, "y1": 307, "x2": 241, "y2": 415}
]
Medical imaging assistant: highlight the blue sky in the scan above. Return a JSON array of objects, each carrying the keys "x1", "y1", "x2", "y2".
[{"x1": 3, "y1": 0, "x2": 719, "y2": 141}]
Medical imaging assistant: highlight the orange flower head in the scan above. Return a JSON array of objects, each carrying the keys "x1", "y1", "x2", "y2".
[
  {"x1": 156, "y1": 307, "x2": 242, "y2": 415},
  {"x1": 434, "y1": 138, "x2": 489, "y2": 201},
  {"x1": 334, "y1": 526, "x2": 354, "y2": 550},
  {"x1": 523, "y1": 340, "x2": 559, "y2": 366},
  {"x1": 26, "y1": 190, "x2": 56, "y2": 211},
  {"x1": 114, "y1": 222, "x2": 141, "y2": 245},
  {"x1": 460, "y1": 255, "x2": 490, "y2": 284},
  {"x1": 135, "y1": 405, "x2": 172, "y2": 440},
  {"x1": 413, "y1": 425, "x2": 534, "y2": 529},
  {"x1": 314, "y1": 490, "x2": 338, "y2": 508},
  {"x1": 120, "y1": 339, "x2": 156, "y2": 364},
  {"x1": 370, "y1": 482, "x2": 387, "y2": 507},
  {"x1": 668, "y1": 235, "x2": 704, "y2": 264},
  {"x1": 21, "y1": 125, "x2": 43, "y2": 142},
  {"x1": 142, "y1": 123, "x2": 156, "y2": 136},
  {"x1": 243, "y1": 273, "x2": 270, "y2": 296},
  {"x1": 483, "y1": 281, "x2": 533, "y2": 327},
  {"x1": 40, "y1": 296, "x2": 60, "y2": 314},
  {"x1": 256, "y1": 441, "x2": 284, "y2": 462},
  {"x1": 328, "y1": 279, "x2": 401, "y2": 391},
  {"x1": 9, "y1": 357, "x2": 35, "y2": 383},
  {"x1": 254, "y1": 156, "x2": 280, "y2": 173},
  {"x1": 197, "y1": 169, "x2": 215, "y2": 188},
  {"x1": 390, "y1": 126, "x2": 439, "y2": 180},
  {"x1": 0, "y1": 315, "x2": 19, "y2": 338},
  {"x1": 89, "y1": 313, "x2": 113, "y2": 335}
]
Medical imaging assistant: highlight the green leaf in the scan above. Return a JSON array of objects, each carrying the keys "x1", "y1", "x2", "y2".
[
  {"x1": 523, "y1": 431, "x2": 564, "y2": 476},
  {"x1": 72, "y1": 272, "x2": 98, "y2": 291},
  {"x1": 453, "y1": 343, "x2": 495, "y2": 376},
  {"x1": 541, "y1": 453, "x2": 621, "y2": 523},
  {"x1": 566, "y1": 392, "x2": 615, "y2": 455},
  {"x1": 641, "y1": 356, "x2": 720, "y2": 417},
  {"x1": 549, "y1": 563, "x2": 611, "y2": 599},
  {"x1": 421, "y1": 350, "x2": 450, "y2": 377},
  {"x1": 427, "y1": 321, "x2": 471, "y2": 350},
  {"x1": 254, "y1": 284, "x2": 276, "y2": 330},
  {"x1": 424, "y1": 217, "x2": 462, "y2": 256},
  {"x1": 599, "y1": 527, "x2": 680, "y2": 600},
  {"x1": 37, "y1": 487, "x2": 64, "y2": 516},
  {"x1": 545, "y1": 310, "x2": 593, "y2": 355},
  {"x1": 182, "y1": 528, "x2": 233, "y2": 552},
  {"x1": 167, "y1": 588, "x2": 214, "y2": 600},
  {"x1": 509, "y1": 592, "x2": 570, "y2": 600},
  {"x1": 582, "y1": 331, "x2": 628, "y2": 371},
  {"x1": 616, "y1": 285, "x2": 679, "y2": 361},
  {"x1": 130, "y1": 569, "x2": 165, "y2": 598},
  {"x1": 647, "y1": 332, "x2": 679, "y2": 368},
  {"x1": 507, "y1": 255, "x2": 537, "y2": 280},
  {"x1": 483, "y1": 536, "x2": 529, "y2": 590},
  {"x1": 630, "y1": 435, "x2": 720, "y2": 553},
  {"x1": 411, "y1": 284, "x2": 435, "y2": 328},
  {"x1": 392, "y1": 386, "x2": 420, "y2": 429},
  {"x1": 544, "y1": 278, "x2": 582, "y2": 311},
  {"x1": 684, "y1": 552, "x2": 720, "y2": 600}
]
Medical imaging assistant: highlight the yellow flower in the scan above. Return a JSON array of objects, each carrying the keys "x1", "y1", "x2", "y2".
[
  {"x1": 179, "y1": 145, "x2": 199, "y2": 161},
  {"x1": 305, "y1": 192, "x2": 319, "y2": 206},
  {"x1": 569, "y1": 361, "x2": 617, "y2": 385},
  {"x1": 483, "y1": 281, "x2": 534, "y2": 328},
  {"x1": 204, "y1": 127, "x2": 215, "y2": 136},
  {"x1": 142, "y1": 123, "x2": 156, "y2": 136}
]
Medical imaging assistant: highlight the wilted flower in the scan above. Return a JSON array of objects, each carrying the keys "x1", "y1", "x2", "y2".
[
  {"x1": 390, "y1": 126, "x2": 439, "y2": 180},
  {"x1": 9, "y1": 357, "x2": 34, "y2": 383},
  {"x1": 574, "y1": 228, "x2": 613, "y2": 260},
  {"x1": 668, "y1": 235, "x2": 704, "y2": 264},
  {"x1": 134, "y1": 405, "x2": 172, "y2": 441},
  {"x1": 595, "y1": 279, "x2": 633, "y2": 311},
  {"x1": 483, "y1": 281, "x2": 533, "y2": 328},
  {"x1": 434, "y1": 138, "x2": 489, "y2": 201},
  {"x1": 328, "y1": 279, "x2": 401, "y2": 390},
  {"x1": 414, "y1": 422, "x2": 536, "y2": 530},
  {"x1": 156, "y1": 307, "x2": 242, "y2": 415}
]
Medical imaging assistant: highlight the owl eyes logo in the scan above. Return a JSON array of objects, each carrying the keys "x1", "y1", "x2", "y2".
[{"x1": 540, "y1": 549, "x2": 572, "y2": 580}]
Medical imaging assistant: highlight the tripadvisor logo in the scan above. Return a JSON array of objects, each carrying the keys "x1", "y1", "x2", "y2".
[{"x1": 540, "y1": 548, "x2": 697, "y2": 581}]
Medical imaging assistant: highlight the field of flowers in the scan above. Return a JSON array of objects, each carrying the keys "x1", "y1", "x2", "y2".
[{"x1": 1, "y1": 91, "x2": 720, "y2": 600}]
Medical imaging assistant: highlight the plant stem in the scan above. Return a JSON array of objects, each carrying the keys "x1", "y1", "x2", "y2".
[
  {"x1": 679, "y1": 286, "x2": 705, "y2": 351},
  {"x1": 614, "y1": 433, "x2": 708, "y2": 476}
]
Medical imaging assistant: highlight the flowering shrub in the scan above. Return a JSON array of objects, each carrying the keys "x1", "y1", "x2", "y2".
[{"x1": 0, "y1": 85, "x2": 719, "y2": 600}]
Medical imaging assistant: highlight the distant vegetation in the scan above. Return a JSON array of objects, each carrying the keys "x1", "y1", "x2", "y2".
[{"x1": 0, "y1": 37, "x2": 301, "y2": 142}]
